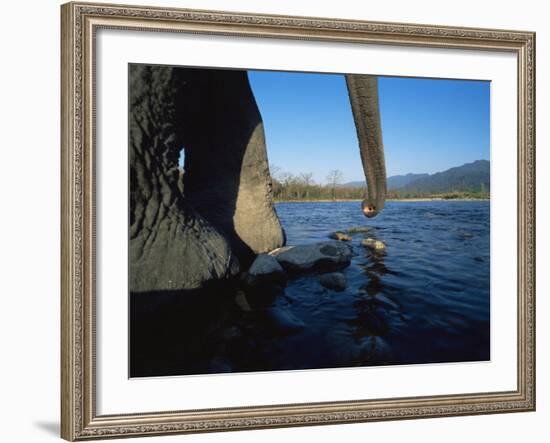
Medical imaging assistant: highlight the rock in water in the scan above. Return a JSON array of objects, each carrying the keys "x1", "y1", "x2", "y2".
[
  {"x1": 268, "y1": 246, "x2": 295, "y2": 257},
  {"x1": 275, "y1": 241, "x2": 352, "y2": 273},
  {"x1": 362, "y1": 238, "x2": 386, "y2": 251},
  {"x1": 319, "y1": 272, "x2": 347, "y2": 291},
  {"x1": 245, "y1": 254, "x2": 287, "y2": 287},
  {"x1": 329, "y1": 231, "x2": 352, "y2": 241}
]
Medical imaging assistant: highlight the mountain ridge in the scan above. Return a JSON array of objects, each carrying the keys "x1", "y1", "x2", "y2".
[{"x1": 341, "y1": 160, "x2": 490, "y2": 194}]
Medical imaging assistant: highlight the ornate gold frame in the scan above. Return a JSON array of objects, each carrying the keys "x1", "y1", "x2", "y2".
[{"x1": 61, "y1": 1, "x2": 536, "y2": 440}]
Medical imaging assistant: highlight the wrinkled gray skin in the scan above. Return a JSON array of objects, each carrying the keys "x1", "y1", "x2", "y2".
[
  {"x1": 129, "y1": 66, "x2": 238, "y2": 293},
  {"x1": 182, "y1": 69, "x2": 285, "y2": 262},
  {"x1": 129, "y1": 66, "x2": 386, "y2": 293},
  {"x1": 345, "y1": 75, "x2": 387, "y2": 218}
]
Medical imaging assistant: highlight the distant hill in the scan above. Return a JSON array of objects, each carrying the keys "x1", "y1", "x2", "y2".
[
  {"x1": 387, "y1": 173, "x2": 430, "y2": 190},
  {"x1": 341, "y1": 173, "x2": 429, "y2": 190},
  {"x1": 340, "y1": 160, "x2": 490, "y2": 194},
  {"x1": 339, "y1": 180, "x2": 365, "y2": 188},
  {"x1": 399, "y1": 160, "x2": 490, "y2": 194}
]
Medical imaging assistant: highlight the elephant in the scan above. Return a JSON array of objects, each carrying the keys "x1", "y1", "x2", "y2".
[{"x1": 129, "y1": 65, "x2": 386, "y2": 294}]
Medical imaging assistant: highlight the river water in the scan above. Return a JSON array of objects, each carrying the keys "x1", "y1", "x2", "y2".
[{"x1": 130, "y1": 200, "x2": 490, "y2": 377}]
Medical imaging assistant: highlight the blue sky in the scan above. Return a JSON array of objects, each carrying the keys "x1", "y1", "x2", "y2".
[{"x1": 248, "y1": 70, "x2": 490, "y2": 184}]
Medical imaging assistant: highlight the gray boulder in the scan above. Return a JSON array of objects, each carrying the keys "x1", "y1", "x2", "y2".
[
  {"x1": 245, "y1": 254, "x2": 287, "y2": 287},
  {"x1": 319, "y1": 272, "x2": 347, "y2": 291},
  {"x1": 275, "y1": 241, "x2": 352, "y2": 273}
]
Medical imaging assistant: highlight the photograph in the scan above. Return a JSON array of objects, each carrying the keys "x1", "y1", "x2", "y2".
[
  {"x1": 129, "y1": 65, "x2": 491, "y2": 378},
  {"x1": 0, "y1": 0, "x2": 544, "y2": 439},
  {"x1": 56, "y1": 2, "x2": 536, "y2": 440}
]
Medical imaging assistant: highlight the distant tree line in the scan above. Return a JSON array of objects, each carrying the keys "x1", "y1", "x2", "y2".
[{"x1": 270, "y1": 166, "x2": 365, "y2": 201}]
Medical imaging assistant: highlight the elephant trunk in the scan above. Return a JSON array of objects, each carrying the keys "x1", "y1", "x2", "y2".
[{"x1": 345, "y1": 75, "x2": 387, "y2": 218}]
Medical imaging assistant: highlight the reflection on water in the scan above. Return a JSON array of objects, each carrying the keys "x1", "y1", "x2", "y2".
[{"x1": 130, "y1": 201, "x2": 490, "y2": 377}]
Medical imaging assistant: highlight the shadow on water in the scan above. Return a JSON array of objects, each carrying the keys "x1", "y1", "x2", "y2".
[
  {"x1": 130, "y1": 281, "x2": 241, "y2": 377},
  {"x1": 131, "y1": 280, "x2": 294, "y2": 377}
]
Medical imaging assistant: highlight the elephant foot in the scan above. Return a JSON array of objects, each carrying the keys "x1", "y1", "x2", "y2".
[{"x1": 130, "y1": 201, "x2": 240, "y2": 293}]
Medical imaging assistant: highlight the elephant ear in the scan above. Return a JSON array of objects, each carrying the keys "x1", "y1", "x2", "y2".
[{"x1": 345, "y1": 74, "x2": 387, "y2": 214}]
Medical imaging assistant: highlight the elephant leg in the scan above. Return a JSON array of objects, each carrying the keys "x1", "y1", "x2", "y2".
[
  {"x1": 129, "y1": 65, "x2": 239, "y2": 293},
  {"x1": 345, "y1": 75, "x2": 387, "y2": 217},
  {"x1": 183, "y1": 69, "x2": 285, "y2": 265}
]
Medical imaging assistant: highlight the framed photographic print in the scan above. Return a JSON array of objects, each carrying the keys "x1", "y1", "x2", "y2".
[{"x1": 61, "y1": 1, "x2": 536, "y2": 440}]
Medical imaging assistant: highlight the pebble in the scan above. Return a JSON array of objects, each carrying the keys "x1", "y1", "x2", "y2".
[
  {"x1": 329, "y1": 231, "x2": 352, "y2": 241},
  {"x1": 319, "y1": 272, "x2": 347, "y2": 291},
  {"x1": 362, "y1": 238, "x2": 386, "y2": 251}
]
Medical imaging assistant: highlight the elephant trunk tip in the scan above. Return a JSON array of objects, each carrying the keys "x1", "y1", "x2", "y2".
[{"x1": 362, "y1": 199, "x2": 379, "y2": 218}]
